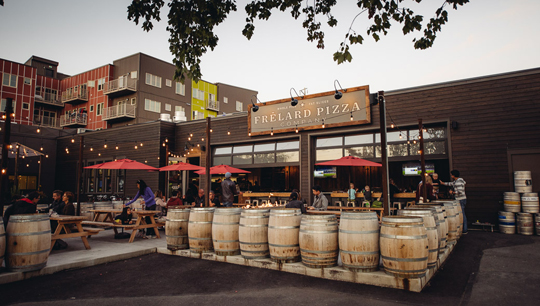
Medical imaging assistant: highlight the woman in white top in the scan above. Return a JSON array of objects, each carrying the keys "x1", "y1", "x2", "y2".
[{"x1": 154, "y1": 190, "x2": 167, "y2": 212}]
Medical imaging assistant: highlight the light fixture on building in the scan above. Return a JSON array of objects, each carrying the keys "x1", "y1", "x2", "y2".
[
  {"x1": 250, "y1": 95, "x2": 261, "y2": 112},
  {"x1": 227, "y1": 129, "x2": 231, "y2": 135},
  {"x1": 290, "y1": 88, "x2": 303, "y2": 107},
  {"x1": 295, "y1": 125, "x2": 299, "y2": 133},
  {"x1": 104, "y1": 141, "x2": 107, "y2": 148},
  {"x1": 248, "y1": 132, "x2": 251, "y2": 136},
  {"x1": 116, "y1": 143, "x2": 119, "y2": 150},
  {"x1": 71, "y1": 137, "x2": 75, "y2": 143},
  {"x1": 90, "y1": 146, "x2": 94, "y2": 151},
  {"x1": 334, "y1": 79, "x2": 346, "y2": 100},
  {"x1": 270, "y1": 127, "x2": 274, "y2": 136},
  {"x1": 36, "y1": 128, "x2": 40, "y2": 133},
  {"x1": 350, "y1": 112, "x2": 353, "y2": 121},
  {"x1": 322, "y1": 119, "x2": 325, "y2": 129},
  {"x1": 390, "y1": 123, "x2": 395, "y2": 128},
  {"x1": 140, "y1": 142, "x2": 143, "y2": 147}
]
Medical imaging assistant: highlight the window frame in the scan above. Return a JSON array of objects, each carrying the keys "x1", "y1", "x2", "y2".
[
  {"x1": 175, "y1": 82, "x2": 185, "y2": 95},
  {"x1": 145, "y1": 73, "x2": 162, "y2": 88},
  {"x1": 2, "y1": 73, "x2": 17, "y2": 88}
]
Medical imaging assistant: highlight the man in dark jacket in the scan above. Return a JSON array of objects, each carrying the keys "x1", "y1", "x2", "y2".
[
  {"x1": 285, "y1": 192, "x2": 306, "y2": 213},
  {"x1": 221, "y1": 172, "x2": 240, "y2": 207},
  {"x1": 3, "y1": 191, "x2": 41, "y2": 228},
  {"x1": 47, "y1": 190, "x2": 64, "y2": 213}
]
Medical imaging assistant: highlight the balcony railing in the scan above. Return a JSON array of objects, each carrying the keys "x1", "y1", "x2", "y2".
[
  {"x1": 35, "y1": 92, "x2": 63, "y2": 107},
  {"x1": 33, "y1": 116, "x2": 59, "y2": 128},
  {"x1": 103, "y1": 76, "x2": 137, "y2": 97},
  {"x1": 103, "y1": 104, "x2": 136, "y2": 121},
  {"x1": 60, "y1": 113, "x2": 87, "y2": 127},
  {"x1": 61, "y1": 89, "x2": 88, "y2": 104},
  {"x1": 206, "y1": 99, "x2": 219, "y2": 111}
]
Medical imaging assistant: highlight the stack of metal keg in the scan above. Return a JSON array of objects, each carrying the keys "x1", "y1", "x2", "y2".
[{"x1": 499, "y1": 171, "x2": 538, "y2": 235}]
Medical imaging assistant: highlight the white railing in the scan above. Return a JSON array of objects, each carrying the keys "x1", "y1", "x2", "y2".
[
  {"x1": 35, "y1": 92, "x2": 62, "y2": 106},
  {"x1": 33, "y1": 116, "x2": 59, "y2": 128},
  {"x1": 61, "y1": 89, "x2": 88, "y2": 103},
  {"x1": 103, "y1": 104, "x2": 136, "y2": 121},
  {"x1": 60, "y1": 113, "x2": 87, "y2": 126},
  {"x1": 103, "y1": 76, "x2": 137, "y2": 95},
  {"x1": 206, "y1": 99, "x2": 219, "y2": 111}
]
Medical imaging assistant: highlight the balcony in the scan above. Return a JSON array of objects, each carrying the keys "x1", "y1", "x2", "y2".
[
  {"x1": 206, "y1": 99, "x2": 219, "y2": 111},
  {"x1": 60, "y1": 113, "x2": 87, "y2": 127},
  {"x1": 62, "y1": 89, "x2": 88, "y2": 105},
  {"x1": 103, "y1": 104, "x2": 136, "y2": 122},
  {"x1": 103, "y1": 76, "x2": 137, "y2": 98},
  {"x1": 35, "y1": 92, "x2": 63, "y2": 107},
  {"x1": 33, "y1": 116, "x2": 60, "y2": 128}
]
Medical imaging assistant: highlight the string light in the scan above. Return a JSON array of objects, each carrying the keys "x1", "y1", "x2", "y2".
[
  {"x1": 399, "y1": 133, "x2": 403, "y2": 139},
  {"x1": 26, "y1": 164, "x2": 29, "y2": 167},
  {"x1": 140, "y1": 142, "x2": 143, "y2": 147},
  {"x1": 104, "y1": 140, "x2": 107, "y2": 148},
  {"x1": 418, "y1": 135, "x2": 422, "y2": 140},
  {"x1": 248, "y1": 132, "x2": 251, "y2": 136},
  {"x1": 1, "y1": 169, "x2": 5, "y2": 174},
  {"x1": 201, "y1": 138, "x2": 204, "y2": 141},
  {"x1": 45, "y1": 154, "x2": 49, "y2": 158},
  {"x1": 190, "y1": 134, "x2": 193, "y2": 137},
  {"x1": 162, "y1": 142, "x2": 166, "y2": 147},
  {"x1": 407, "y1": 140, "x2": 410, "y2": 144},
  {"x1": 295, "y1": 125, "x2": 299, "y2": 133},
  {"x1": 350, "y1": 112, "x2": 353, "y2": 121},
  {"x1": 116, "y1": 143, "x2": 119, "y2": 150},
  {"x1": 322, "y1": 119, "x2": 325, "y2": 129},
  {"x1": 413, "y1": 140, "x2": 417, "y2": 144},
  {"x1": 145, "y1": 160, "x2": 148, "y2": 163},
  {"x1": 36, "y1": 128, "x2": 41, "y2": 133},
  {"x1": 270, "y1": 127, "x2": 274, "y2": 136},
  {"x1": 38, "y1": 160, "x2": 40, "y2": 164},
  {"x1": 197, "y1": 144, "x2": 200, "y2": 147},
  {"x1": 227, "y1": 130, "x2": 231, "y2": 135},
  {"x1": 98, "y1": 152, "x2": 101, "y2": 156},
  {"x1": 390, "y1": 123, "x2": 395, "y2": 129},
  {"x1": 210, "y1": 129, "x2": 213, "y2": 133},
  {"x1": 90, "y1": 146, "x2": 94, "y2": 151},
  {"x1": 40, "y1": 146, "x2": 44, "y2": 151},
  {"x1": 165, "y1": 137, "x2": 169, "y2": 143},
  {"x1": 71, "y1": 137, "x2": 75, "y2": 143},
  {"x1": 188, "y1": 137, "x2": 191, "y2": 141},
  {"x1": 134, "y1": 143, "x2": 138, "y2": 149}
]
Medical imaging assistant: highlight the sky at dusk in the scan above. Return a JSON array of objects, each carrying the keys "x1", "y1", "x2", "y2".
[{"x1": 1, "y1": 0, "x2": 539, "y2": 102}]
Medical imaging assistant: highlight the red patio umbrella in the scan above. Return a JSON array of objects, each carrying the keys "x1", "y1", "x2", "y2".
[
  {"x1": 159, "y1": 162, "x2": 204, "y2": 171},
  {"x1": 195, "y1": 164, "x2": 251, "y2": 175},
  {"x1": 84, "y1": 158, "x2": 158, "y2": 170},
  {"x1": 315, "y1": 155, "x2": 382, "y2": 167}
]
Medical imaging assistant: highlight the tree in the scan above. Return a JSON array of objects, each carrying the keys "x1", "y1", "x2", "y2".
[{"x1": 128, "y1": 0, "x2": 469, "y2": 82}]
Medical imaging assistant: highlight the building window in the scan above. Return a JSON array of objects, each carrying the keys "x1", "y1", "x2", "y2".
[
  {"x1": 35, "y1": 86, "x2": 42, "y2": 96},
  {"x1": 130, "y1": 71, "x2": 137, "y2": 79},
  {"x1": 1, "y1": 99, "x2": 16, "y2": 112},
  {"x1": 193, "y1": 88, "x2": 205, "y2": 100},
  {"x1": 236, "y1": 101, "x2": 243, "y2": 112},
  {"x1": 175, "y1": 82, "x2": 185, "y2": 95},
  {"x1": 165, "y1": 103, "x2": 171, "y2": 111},
  {"x1": 2, "y1": 73, "x2": 17, "y2": 87},
  {"x1": 175, "y1": 105, "x2": 185, "y2": 113},
  {"x1": 22, "y1": 102, "x2": 30, "y2": 110},
  {"x1": 166, "y1": 79, "x2": 172, "y2": 87},
  {"x1": 145, "y1": 73, "x2": 162, "y2": 88},
  {"x1": 90, "y1": 105, "x2": 94, "y2": 112},
  {"x1": 87, "y1": 80, "x2": 95, "y2": 88},
  {"x1": 223, "y1": 97, "x2": 228, "y2": 104},
  {"x1": 131, "y1": 98, "x2": 136, "y2": 105},
  {"x1": 97, "y1": 78, "x2": 105, "y2": 91},
  {"x1": 97, "y1": 103, "x2": 104, "y2": 116},
  {"x1": 145, "y1": 98, "x2": 161, "y2": 113},
  {"x1": 24, "y1": 77, "x2": 31, "y2": 85},
  {"x1": 192, "y1": 110, "x2": 204, "y2": 120}
]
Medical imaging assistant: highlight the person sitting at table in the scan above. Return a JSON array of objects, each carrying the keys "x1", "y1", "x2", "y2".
[
  {"x1": 167, "y1": 190, "x2": 183, "y2": 208},
  {"x1": 183, "y1": 189, "x2": 196, "y2": 206},
  {"x1": 361, "y1": 185, "x2": 373, "y2": 207},
  {"x1": 115, "y1": 207, "x2": 134, "y2": 225},
  {"x1": 309, "y1": 185, "x2": 328, "y2": 211},
  {"x1": 3, "y1": 191, "x2": 41, "y2": 228},
  {"x1": 347, "y1": 183, "x2": 358, "y2": 207},
  {"x1": 416, "y1": 176, "x2": 436, "y2": 202},
  {"x1": 62, "y1": 191, "x2": 76, "y2": 216},
  {"x1": 209, "y1": 190, "x2": 222, "y2": 207},
  {"x1": 154, "y1": 190, "x2": 167, "y2": 214},
  {"x1": 286, "y1": 191, "x2": 306, "y2": 213},
  {"x1": 194, "y1": 189, "x2": 205, "y2": 207},
  {"x1": 125, "y1": 179, "x2": 157, "y2": 238},
  {"x1": 47, "y1": 190, "x2": 65, "y2": 214}
]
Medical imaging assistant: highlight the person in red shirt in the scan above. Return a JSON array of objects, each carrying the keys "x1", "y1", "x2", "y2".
[{"x1": 166, "y1": 190, "x2": 183, "y2": 208}]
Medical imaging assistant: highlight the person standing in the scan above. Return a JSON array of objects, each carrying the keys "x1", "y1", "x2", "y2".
[
  {"x1": 309, "y1": 185, "x2": 328, "y2": 211},
  {"x1": 221, "y1": 172, "x2": 240, "y2": 207},
  {"x1": 125, "y1": 179, "x2": 157, "y2": 238},
  {"x1": 442, "y1": 170, "x2": 467, "y2": 234}
]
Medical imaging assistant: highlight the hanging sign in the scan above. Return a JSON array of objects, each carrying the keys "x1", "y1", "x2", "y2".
[{"x1": 248, "y1": 85, "x2": 371, "y2": 136}]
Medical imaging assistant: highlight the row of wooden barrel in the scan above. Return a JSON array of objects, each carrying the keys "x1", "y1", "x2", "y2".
[
  {"x1": 503, "y1": 192, "x2": 539, "y2": 213},
  {"x1": 165, "y1": 200, "x2": 463, "y2": 278}
]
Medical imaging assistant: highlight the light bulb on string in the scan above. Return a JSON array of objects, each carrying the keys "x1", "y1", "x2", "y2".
[
  {"x1": 71, "y1": 137, "x2": 75, "y2": 143},
  {"x1": 40, "y1": 146, "x2": 44, "y2": 151},
  {"x1": 197, "y1": 144, "x2": 200, "y2": 147},
  {"x1": 407, "y1": 140, "x2": 410, "y2": 144},
  {"x1": 322, "y1": 119, "x2": 325, "y2": 129},
  {"x1": 45, "y1": 154, "x2": 49, "y2": 158},
  {"x1": 116, "y1": 143, "x2": 119, "y2": 150},
  {"x1": 104, "y1": 142, "x2": 107, "y2": 149},
  {"x1": 140, "y1": 142, "x2": 143, "y2": 147},
  {"x1": 413, "y1": 140, "x2": 417, "y2": 144},
  {"x1": 350, "y1": 112, "x2": 353, "y2": 121},
  {"x1": 248, "y1": 132, "x2": 251, "y2": 136},
  {"x1": 399, "y1": 133, "x2": 403, "y2": 139},
  {"x1": 270, "y1": 127, "x2": 274, "y2": 136},
  {"x1": 162, "y1": 142, "x2": 166, "y2": 147},
  {"x1": 189, "y1": 134, "x2": 193, "y2": 137},
  {"x1": 418, "y1": 135, "x2": 422, "y2": 140},
  {"x1": 227, "y1": 130, "x2": 231, "y2": 135},
  {"x1": 36, "y1": 128, "x2": 41, "y2": 133},
  {"x1": 391, "y1": 123, "x2": 395, "y2": 129},
  {"x1": 134, "y1": 144, "x2": 138, "y2": 149},
  {"x1": 210, "y1": 129, "x2": 213, "y2": 133},
  {"x1": 90, "y1": 146, "x2": 94, "y2": 151},
  {"x1": 98, "y1": 152, "x2": 101, "y2": 157},
  {"x1": 188, "y1": 137, "x2": 191, "y2": 141},
  {"x1": 27, "y1": 164, "x2": 29, "y2": 167},
  {"x1": 295, "y1": 125, "x2": 299, "y2": 133},
  {"x1": 201, "y1": 138, "x2": 204, "y2": 141}
]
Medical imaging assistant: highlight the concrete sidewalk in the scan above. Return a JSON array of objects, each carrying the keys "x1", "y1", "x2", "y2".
[{"x1": 0, "y1": 228, "x2": 165, "y2": 284}]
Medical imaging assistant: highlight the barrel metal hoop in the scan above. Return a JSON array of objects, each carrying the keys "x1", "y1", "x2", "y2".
[
  {"x1": 343, "y1": 263, "x2": 378, "y2": 269},
  {"x1": 189, "y1": 221, "x2": 213, "y2": 224},
  {"x1": 213, "y1": 239, "x2": 239, "y2": 243},
  {"x1": 240, "y1": 216, "x2": 270, "y2": 219},
  {"x1": 384, "y1": 266, "x2": 427, "y2": 275},
  {"x1": 380, "y1": 234, "x2": 428, "y2": 240},
  {"x1": 7, "y1": 262, "x2": 47, "y2": 272},
  {"x1": 0, "y1": 233, "x2": 5, "y2": 237},
  {"x1": 9, "y1": 217, "x2": 49, "y2": 223},
  {"x1": 213, "y1": 222, "x2": 240, "y2": 225},
  {"x1": 188, "y1": 237, "x2": 212, "y2": 240},
  {"x1": 9, "y1": 248, "x2": 50, "y2": 256},
  {"x1": 8, "y1": 230, "x2": 51, "y2": 236},
  {"x1": 268, "y1": 225, "x2": 300, "y2": 229},
  {"x1": 425, "y1": 227, "x2": 437, "y2": 230},
  {"x1": 299, "y1": 229, "x2": 338, "y2": 234},
  {"x1": 429, "y1": 249, "x2": 438, "y2": 253},
  {"x1": 339, "y1": 229, "x2": 379, "y2": 234},
  {"x1": 268, "y1": 243, "x2": 299, "y2": 248},
  {"x1": 381, "y1": 224, "x2": 424, "y2": 228},
  {"x1": 239, "y1": 224, "x2": 268, "y2": 228},
  {"x1": 240, "y1": 241, "x2": 268, "y2": 245},
  {"x1": 340, "y1": 250, "x2": 379, "y2": 255},
  {"x1": 166, "y1": 219, "x2": 189, "y2": 222},
  {"x1": 381, "y1": 255, "x2": 428, "y2": 262}
]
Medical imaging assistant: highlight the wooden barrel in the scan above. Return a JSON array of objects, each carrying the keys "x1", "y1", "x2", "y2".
[
  {"x1": 5, "y1": 214, "x2": 51, "y2": 272},
  {"x1": 339, "y1": 211, "x2": 379, "y2": 272},
  {"x1": 443, "y1": 203, "x2": 458, "y2": 245},
  {"x1": 74, "y1": 202, "x2": 94, "y2": 220},
  {"x1": 268, "y1": 208, "x2": 302, "y2": 263},
  {"x1": 299, "y1": 213, "x2": 338, "y2": 268},
  {"x1": 212, "y1": 207, "x2": 242, "y2": 256},
  {"x1": 450, "y1": 201, "x2": 463, "y2": 238},
  {"x1": 498, "y1": 211, "x2": 516, "y2": 234},
  {"x1": 398, "y1": 209, "x2": 438, "y2": 268},
  {"x1": 188, "y1": 207, "x2": 215, "y2": 253},
  {"x1": 239, "y1": 208, "x2": 270, "y2": 259},
  {"x1": 380, "y1": 216, "x2": 428, "y2": 278},
  {"x1": 516, "y1": 213, "x2": 534, "y2": 235},
  {"x1": 0, "y1": 219, "x2": 5, "y2": 265},
  {"x1": 504, "y1": 192, "x2": 521, "y2": 212},
  {"x1": 514, "y1": 171, "x2": 532, "y2": 193},
  {"x1": 534, "y1": 214, "x2": 540, "y2": 236},
  {"x1": 165, "y1": 208, "x2": 190, "y2": 250},
  {"x1": 521, "y1": 193, "x2": 539, "y2": 213},
  {"x1": 406, "y1": 205, "x2": 448, "y2": 255}
]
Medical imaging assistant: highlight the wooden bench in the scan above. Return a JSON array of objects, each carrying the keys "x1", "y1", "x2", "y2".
[
  {"x1": 81, "y1": 227, "x2": 105, "y2": 236},
  {"x1": 81, "y1": 221, "x2": 137, "y2": 229}
]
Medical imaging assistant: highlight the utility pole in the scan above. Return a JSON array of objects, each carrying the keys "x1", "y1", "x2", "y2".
[
  {"x1": 419, "y1": 119, "x2": 427, "y2": 201},
  {"x1": 0, "y1": 97, "x2": 14, "y2": 215},
  {"x1": 205, "y1": 117, "x2": 211, "y2": 207},
  {"x1": 378, "y1": 91, "x2": 390, "y2": 216},
  {"x1": 76, "y1": 135, "x2": 84, "y2": 216}
]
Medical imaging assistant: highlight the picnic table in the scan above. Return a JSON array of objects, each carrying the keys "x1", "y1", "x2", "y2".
[
  {"x1": 50, "y1": 215, "x2": 104, "y2": 252},
  {"x1": 326, "y1": 206, "x2": 385, "y2": 221},
  {"x1": 83, "y1": 209, "x2": 163, "y2": 243}
]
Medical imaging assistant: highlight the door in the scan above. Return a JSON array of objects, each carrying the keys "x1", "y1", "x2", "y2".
[{"x1": 508, "y1": 148, "x2": 540, "y2": 193}]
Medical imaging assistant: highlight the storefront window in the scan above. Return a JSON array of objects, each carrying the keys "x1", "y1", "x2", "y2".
[
  {"x1": 254, "y1": 143, "x2": 275, "y2": 152},
  {"x1": 233, "y1": 154, "x2": 252, "y2": 165},
  {"x1": 233, "y1": 145, "x2": 253, "y2": 153},
  {"x1": 316, "y1": 137, "x2": 342, "y2": 148},
  {"x1": 344, "y1": 134, "x2": 373, "y2": 145},
  {"x1": 375, "y1": 131, "x2": 403, "y2": 143},
  {"x1": 214, "y1": 156, "x2": 230, "y2": 165},
  {"x1": 277, "y1": 141, "x2": 299, "y2": 150},
  {"x1": 254, "y1": 153, "x2": 275, "y2": 163},
  {"x1": 410, "y1": 141, "x2": 446, "y2": 155},
  {"x1": 277, "y1": 151, "x2": 299, "y2": 163},
  {"x1": 316, "y1": 148, "x2": 343, "y2": 161},
  {"x1": 105, "y1": 169, "x2": 112, "y2": 192},
  {"x1": 117, "y1": 170, "x2": 125, "y2": 192},
  {"x1": 345, "y1": 146, "x2": 374, "y2": 158},
  {"x1": 215, "y1": 147, "x2": 232, "y2": 155},
  {"x1": 376, "y1": 143, "x2": 408, "y2": 157},
  {"x1": 423, "y1": 127, "x2": 446, "y2": 139}
]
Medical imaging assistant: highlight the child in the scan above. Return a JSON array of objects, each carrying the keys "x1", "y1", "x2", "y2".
[
  {"x1": 347, "y1": 183, "x2": 358, "y2": 207},
  {"x1": 361, "y1": 185, "x2": 372, "y2": 207},
  {"x1": 115, "y1": 207, "x2": 133, "y2": 225}
]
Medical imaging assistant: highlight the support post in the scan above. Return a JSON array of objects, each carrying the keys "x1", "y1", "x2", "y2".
[
  {"x1": 0, "y1": 97, "x2": 14, "y2": 215},
  {"x1": 378, "y1": 91, "x2": 390, "y2": 216},
  {"x1": 38, "y1": 154, "x2": 42, "y2": 191},
  {"x1": 165, "y1": 141, "x2": 169, "y2": 199},
  {"x1": 205, "y1": 117, "x2": 211, "y2": 207},
  {"x1": 419, "y1": 119, "x2": 427, "y2": 201},
  {"x1": 76, "y1": 135, "x2": 84, "y2": 216}
]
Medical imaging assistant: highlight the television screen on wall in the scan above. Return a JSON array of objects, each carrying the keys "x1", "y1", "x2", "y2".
[
  {"x1": 402, "y1": 163, "x2": 435, "y2": 176},
  {"x1": 314, "y1": 166, "x2": 337, "y2": 178}
]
